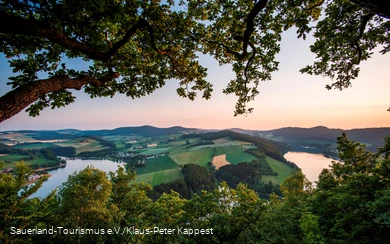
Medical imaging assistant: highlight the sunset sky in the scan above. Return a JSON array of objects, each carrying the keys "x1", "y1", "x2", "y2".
[{"x1": 0, "y1": 28, "x2": 389, "y2": 131}]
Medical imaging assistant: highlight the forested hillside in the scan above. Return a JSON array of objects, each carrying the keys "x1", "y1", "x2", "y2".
[
  {"x1": 183, "y1": 130, "x2": 292, "y2": 166},
  {"x1": 259, "y1": 126, "x2": 390, "y2": 151}
]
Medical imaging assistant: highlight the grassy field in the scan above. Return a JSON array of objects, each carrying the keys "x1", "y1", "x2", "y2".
[
  {"x1": 189, "y1": 139, "x2": 255, "y2": 151},
  {"x1": 150, "y1": 168, "x2": 183, "y2": 186},
  {"x1": 243, "y1": 145, "x2": 258, "y2": 149},
  {"x1": 0, "y1": 132, "x2": 36, "y2": 143},
  {"x1": 135, "y1": 155, "x2": 179, "y2": 175},
  {"x1": 169, "y1": 148, "x2": 214, "y2": 167},
  {"x1": 214, "y1": 145, "x2": 244, "y2": 155},
  {"x1": 135, "y1": 169, "x2": 183, "y2": 186},
  {"x1": 55, "y1": 138, "x2": 108, "y2": 154},
  {"x1": 214, "y1": 145, "x2": 257, "y2": 164},
  {"x1": 166, "y1": 141, "x2": 188, "y2": 153},
  {"x1": 76, "y1": 144, "x2": 107, "y2": 154},
  {"x1": 0, "y1": 154, "x2": 57, "y2": 168},
  {"x1": 55, "y1": 138, "x2": 84, "y2": 148},
  {"x1": 14, "y1": 142, "x2": 56, "y2": 149},
  {"x1": 113, "y1": 141, "x2": 128, "y2": 150},
  {"x1": 261, "y1": 156, "x2": 295, "y2": 185},
  {"x1": 140, "y1": 147, "x2": 170, "y2": 155},
  {"x1": 226, "y1": 152, "x2": 256, "y2": 164},
  {"x1": 0, "y1": 153, "x2": 26, "y2": 161}
]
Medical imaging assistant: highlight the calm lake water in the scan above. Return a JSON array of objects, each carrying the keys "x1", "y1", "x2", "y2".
[
  {"x1": 32, "y1": 159, "x2": 124, "y2": 198},
  {"x1": 284, "y1": 152, "x2": 334, "y2": 184}
]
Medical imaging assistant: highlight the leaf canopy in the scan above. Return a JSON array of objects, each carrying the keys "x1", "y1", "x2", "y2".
[{"x1": 0, "y1": 0, "x2": 388, "y2": 122}]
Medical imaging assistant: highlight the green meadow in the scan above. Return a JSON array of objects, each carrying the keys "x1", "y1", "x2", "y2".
[
  {"x1": 169, "y1": 148, "x2": 214, "y2": 167},
  {"x1": 261, "y1": 156, "x2": 295, "y2": 185},
  {"x1": 135, "y1": 155, "x2": 179, "y2": 175},
  {"x1": 0, "y1": 154, "x2": 57, "y2": 168},
  {"x1": 135, "y1": 168, "x2": 184, "y2": 186}
]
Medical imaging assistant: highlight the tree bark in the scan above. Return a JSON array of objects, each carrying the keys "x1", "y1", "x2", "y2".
[
  {"x1": 350, "y1": 0, "x2": 390, "y2": 19},
  {"x1": 0, "y1": 73, "x2": 118, "y2": 123}
]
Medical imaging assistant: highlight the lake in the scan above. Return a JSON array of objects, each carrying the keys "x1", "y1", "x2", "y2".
[
  {"x1": 284, "y1": 152, "x2": 334, "y2": 184},
  {"x1": 32, "y1": 158, "x2": 124, "y2": 198}
]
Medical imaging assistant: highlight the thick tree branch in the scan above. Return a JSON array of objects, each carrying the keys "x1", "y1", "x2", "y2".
[
  {"x1": 0, "y1": 11, "x2": 147, "y2": 62},
  {"x1": 239, "y1": 0, "x2": 269, "y2": 59},
  {"x1": 352, "y1": 12, "x2": 374, "y2": 64},
  {"x1": 105, "y1": 19, "x2": 147, "y2": 58},
  {"x1": 350, "y1": 0, "x2": 390, "y2": 19},
  {"x1": 0, "y1": 11, "x2": 107, "y2": 61},
  {"x1": 0, "y1": 73, "x2": 119, "y2": 123},
  {"x1": 207, "y1": 0, "x2": 268, "y2": 60}
]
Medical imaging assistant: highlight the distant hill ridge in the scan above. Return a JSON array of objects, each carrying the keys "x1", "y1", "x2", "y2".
[
  {"x1": 260, "y1": 126, "x2": 390, "y2": 141},
  {"x1": 4, "y1": 125, "x2": 389, "y2": 149},
  {"x1": 4, "y1": 125, "x2": 200, "y2": 139},
  {"x1": 82, "y1": 125, "x2": 200, "y2": 137}
]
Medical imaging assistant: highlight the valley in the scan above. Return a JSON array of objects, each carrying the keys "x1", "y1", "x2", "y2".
[
  {"x1": 0, "y1": 127, "x2": 296, "y2": 198},
  {"x1": 1, "y1": 125, "x2": 388, "y2": 197}
]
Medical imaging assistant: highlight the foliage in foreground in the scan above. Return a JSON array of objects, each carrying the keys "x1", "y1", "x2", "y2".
[
  {"x1": 0, "y1": 134, "x2": 389, "y2": 243},
  {"x1": 1, "y1": 0, "x2": 389, "y2": 123}
]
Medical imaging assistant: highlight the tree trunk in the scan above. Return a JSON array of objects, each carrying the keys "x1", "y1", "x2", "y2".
[
  {"x1": 0, "y1": 73, "x2": 118, "y2": 123},
  {"x1": 350, "y1": 0, "x2": 390, "y2": 19}
]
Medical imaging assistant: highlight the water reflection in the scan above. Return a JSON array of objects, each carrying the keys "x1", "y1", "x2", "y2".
[
  {"x1": 284, "y1": 152, "x2": 334, "y2": 184},
  {"x1": 32, "y1": 159, "x2": 124, "y2": 198}
]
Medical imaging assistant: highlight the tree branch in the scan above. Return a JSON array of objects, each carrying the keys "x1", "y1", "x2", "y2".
[
  {"x1": 207, "y1": 0, "x2": 268, "y2": 60},
  {"x1": 352, "y1": 12, "x2": 374, "y2": 64},
  {"x1": 0, "y1": 11, "x2": 108, "y2": 61},
  {"x1": 0, "y1": 73, "x2": 119, "y2": 123},
  {"x1": 0, "y1": 11, "x2": 147, "y2": 62},
  {"x1": 350, "y1": 0, "x2": 390, "y2": 19},
  {"x1": 207, "y1": 40, "x2": 241, "y2": 57},
  {"x1": 142, "y1": 19, "x2": 177, "y2": 73},
  {"x1": 105, "y1": 19, "x2": 147, "y2": 58},
  {"x1": 239, "y1": 0, "x2": 269, "y2": 59}
]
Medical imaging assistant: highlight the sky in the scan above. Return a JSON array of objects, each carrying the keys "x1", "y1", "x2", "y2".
[{"x1": 0, "y1": 28, "x2": 389, "y2": 131}]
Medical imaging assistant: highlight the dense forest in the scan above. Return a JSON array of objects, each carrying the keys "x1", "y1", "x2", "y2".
[
  {"x1": 1, "y1": 134, "x2": 389, "y2": 243},
  {"x1": 150, "y1": 164, "x2": 216, "y2": 200}
]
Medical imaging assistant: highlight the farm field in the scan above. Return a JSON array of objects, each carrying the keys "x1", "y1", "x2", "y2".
[
  {"x1": 169, "y1": 148, "x2": 214, "y2": 167},
  {"x1": 262, "y1": 156, "x2": 295, "y2": 185},
  {"x1": 55, "y1": 138, "x2": 108, "y2": 154},
  {"x1": 113, "y1": 141, "x2": 128, "y2": 150},
  {"x1": 189, "y1": 138, "x2": 255, "y2": 151},
  {"x1": 135, "y1": 155, "x2": 179, "y2": 175},
  {"x1": 214, "y1": 145, "x2": 257, "y2": 164},
  {"x1": 0, "y1": 132, "x2": 36, "y2": 143},
  {"x1": 150, "y1": 168, "x2": 183, "y2": 186},
  {"x1": 0, "y1": 154, "x2": 57, "y2": 168},
  {"x1": 0, "y1": 153, "x2": 26, "y2": 162},
  {"x1": 212, "y1": 154, "x2": 230, "y2": 169},
  {"x1": 134, "y1": 168, "x2": 183, "y2": 186},
  {"x1": 139, "y1": 147, "x2": 170, "y2": 155},
  {"x1": 14, "y1": 142, "x2": 56, "y2": 149}
]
